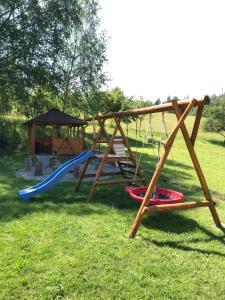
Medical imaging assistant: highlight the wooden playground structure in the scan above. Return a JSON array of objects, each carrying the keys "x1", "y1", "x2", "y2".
[{"x1": 76, "y1": 96, "x2": 223, "y2": 237}]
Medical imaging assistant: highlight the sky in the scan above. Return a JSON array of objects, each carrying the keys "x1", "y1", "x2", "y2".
[{"x1": 99, "y1": 0, "x2": 225, "y2": 102}]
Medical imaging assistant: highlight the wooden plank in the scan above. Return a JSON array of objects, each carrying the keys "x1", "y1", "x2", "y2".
[
  {"x1": 52, "y1": 138, "x2": 83, "y2": 155},
  {"x1": 86, "y1": 97, "x2": 210, "y2": 121},
  {"x1": 95, "y1": 140, "x2": 109, "y2": 143},
  {"x1": 113, "y1": 139, "x2": 124, "y2": 144},
  {"x1": 96, "y1": 155, "x2": 131, "y2": 161},
  {"x1": 143, "y1": 201, "x2": 210, "y2": 213},
  {"x1": 82, "y1": 171, "x2": 122, "y2": 178},
  {"x1": 128, "y1": 99, "x2": 196, "y2": 238},
  {"x1": 96, "y1": 178, "x2": 145, "y2": 185}
]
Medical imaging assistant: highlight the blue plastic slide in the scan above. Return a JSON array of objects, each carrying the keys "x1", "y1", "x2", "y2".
[{"x1": 18, "y1": 150, "x2": 96, "y2": 202}]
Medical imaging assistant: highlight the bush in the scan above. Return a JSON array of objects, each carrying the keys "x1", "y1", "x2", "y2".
[
  {"x1": 0, "y1": 118, "x2": 27, "y2": 154},
  {"x1": 204, "y1": 99, "x2": 225, "y2": 142}
]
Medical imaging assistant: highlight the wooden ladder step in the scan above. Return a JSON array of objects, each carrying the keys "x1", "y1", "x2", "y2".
[
  {"x1": 95, "y1": 139, "x2": 109, "y2": 143},
  {"x1": 96, "y1": 155, "x2": 131, "y2": 161},
  {"x1": 113, "y1": 139, "x2": 124, "y2": 144},
  {"x1": 82, "y1": 171, "x2": 122, "y2": 178},
  {"x1": 94, "y1": 139, "x2": 124, "y2": 144}
]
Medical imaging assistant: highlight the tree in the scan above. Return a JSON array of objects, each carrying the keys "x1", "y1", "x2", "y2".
[
  {"x1": 132, "y1": 97, "x2": 153, "y2": 134},
  {"x1": 154, "y1": 98, "x2": 161, "y2": 105},
  {"x1": 0, "y1": 0, "x2": 107, "y2": 117},
  {"x1": 81, "y1": 87, "x2": 133, "y2": 116},
  {"x1": 204, "y1": 99, "x2": 225, "y2": 142},
  {"x1": 166, "y1": 96, "x2": 172, "y2": 103}
]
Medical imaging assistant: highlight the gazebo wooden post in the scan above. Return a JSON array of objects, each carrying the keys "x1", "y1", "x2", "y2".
[
  {"x1": 28, "y1": 124, "x2": 35, "y2": 155},
  {"x1": 81, "y1": 126, "x2": 85, "y2": 148},
  {"x1": 52, "y1": 124, "x2": 56, "y2": 154}
]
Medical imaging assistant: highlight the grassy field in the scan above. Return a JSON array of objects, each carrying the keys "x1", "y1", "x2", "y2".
[{"x1": 1, "y1": 113, "x2": 225, "y2": 299}]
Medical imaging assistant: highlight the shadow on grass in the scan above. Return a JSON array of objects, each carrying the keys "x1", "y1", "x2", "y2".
[
  {"x1": 0, "y1": 150, "x2": 223, "y2": 232},
  {"x1": 207, "y1": 139, "x2": 225, "y2": 148},
  {"x1": 142, "y1": 213, "x2": 225, "y2": 257}
]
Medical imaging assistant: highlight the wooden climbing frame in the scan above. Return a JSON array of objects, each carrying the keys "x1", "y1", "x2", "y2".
[
  {"x1": 75, "y1": 115, "x2": 146, "y2": 201},
  {"x1": 77, "y1": 96, "x2": 223, "y2": 237}
]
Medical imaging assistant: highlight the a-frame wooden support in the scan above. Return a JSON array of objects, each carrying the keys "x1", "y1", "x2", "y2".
[
  {"x1": 128, "y1": 99, "x2": 223, "y2": 237},
  {"x1": 75, "y1": 115, "x2": 146, "y2": 201}
]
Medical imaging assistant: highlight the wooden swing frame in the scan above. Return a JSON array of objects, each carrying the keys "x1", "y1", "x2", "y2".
[{"x1": 76, "y1": 96, "x2": 223, "y2": 237}]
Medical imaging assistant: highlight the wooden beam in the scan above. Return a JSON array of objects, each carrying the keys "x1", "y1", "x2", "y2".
[
  {"x1": 173, "y1": 101, "x2": 222, "y2": 228},
  {"x1": 82, "y1": 171, "x2": 122, "y2": 178},
  {"x1": 143, "y1": 201, "x2": 210, "y2": 213},
  {"x1": 96, "y1": 178, "x2": 145, "y2": 185},
  {"x1": 95, "y1": 155, "x2": 131, "y2": 161},
  {"x1": 86, "y1": 97, "x2": 210, "y2": 121}
]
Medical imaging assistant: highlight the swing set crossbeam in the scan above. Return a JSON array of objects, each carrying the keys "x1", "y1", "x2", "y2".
[{"x1": 86, "y1": 96, "x2": 210, "y2": 121}]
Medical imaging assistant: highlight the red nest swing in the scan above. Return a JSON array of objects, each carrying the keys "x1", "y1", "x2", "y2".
[
  {"x1": 124, "y1": 112, "x2": 184, "y2": 206},
  {"x1": 125, "y1": 186, "x2": 184, "y2": 206}
]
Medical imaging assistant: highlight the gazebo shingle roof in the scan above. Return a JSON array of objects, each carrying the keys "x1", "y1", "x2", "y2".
[{"x1": 24, "y1": 108, "x2": 87, "y2": 126}]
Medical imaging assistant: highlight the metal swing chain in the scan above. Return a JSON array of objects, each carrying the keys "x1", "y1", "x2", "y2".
[
  {"x1": 132, "y1": 119, "x2": 148, "y2": 185},
  {"x1": 135, "y1": 118, "x2": 138, "y2": 157},
  {"x1": 161, "y1": 112, "x2": 183, "y2": 191},
  {"x1": 125, "y1": 117, "x2": 129, "y2": 178},
  {"x1": 149, "y1": 114, "x2": 155, "y2": 155},
  {"x1": 139, "y1": 118, "x2": 142, "y2": 137},
  {"x1": 151, "y1": 116, "x2": 164, "y2": 199}
]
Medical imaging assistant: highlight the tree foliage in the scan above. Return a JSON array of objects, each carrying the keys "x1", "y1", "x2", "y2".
[
  {"x1": 0, "y1": 0, "x2": 107, "y2": 116},
  {"x1": 204, "y1": 98, "x2": 225, "y2": 141},
  {"x1": 81, "y1": 87, "x2": 134, "y2": 116}
]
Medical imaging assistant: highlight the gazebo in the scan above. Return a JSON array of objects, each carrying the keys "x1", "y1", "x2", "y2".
[{"x1": 25, "y1": 108, "x2": 87, "y2": 155}]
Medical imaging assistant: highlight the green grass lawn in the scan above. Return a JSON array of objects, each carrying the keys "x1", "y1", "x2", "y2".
[{"x1": 1, "y1": 113, "x2": 225, "y2": 299}]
